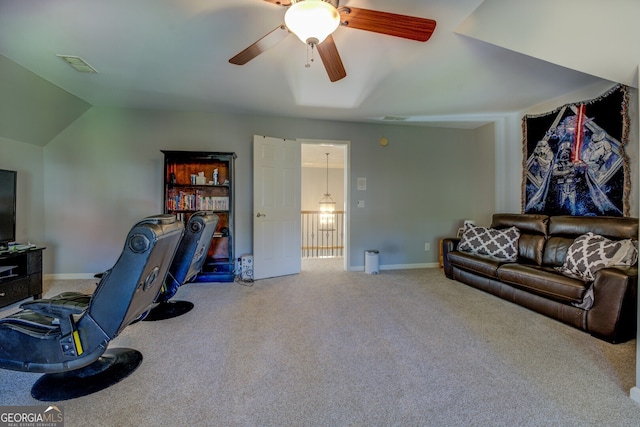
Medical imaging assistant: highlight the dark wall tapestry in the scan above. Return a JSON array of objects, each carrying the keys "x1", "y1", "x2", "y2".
[{"x1": 522, "y1": 84, "x2": 629, "y2": 217}]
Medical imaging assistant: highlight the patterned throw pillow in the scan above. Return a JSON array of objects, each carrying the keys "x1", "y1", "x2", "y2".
[
  {"x1": 558, "y1": 232, "x2": 638, "y2": 281},
  {"x1": 458, "y1": 223, "x2": 520, "y2": 261}
]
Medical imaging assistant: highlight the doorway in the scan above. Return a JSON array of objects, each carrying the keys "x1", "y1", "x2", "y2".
[{"x1": 300, "y1": 140, "x2": 349, "y2": 271}]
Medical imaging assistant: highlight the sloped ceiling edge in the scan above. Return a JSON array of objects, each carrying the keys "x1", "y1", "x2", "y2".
[
  {"x1": 0, "y1": 55, "x2": 92, "y2": 146},
  {"x1": 456, "y1": 0, "x2": 639, "y2": 89}
]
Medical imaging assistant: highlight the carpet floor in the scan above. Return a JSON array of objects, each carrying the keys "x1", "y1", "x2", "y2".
[{"x1": 1, "y1": 259, "x2": 639, "y2": 426}]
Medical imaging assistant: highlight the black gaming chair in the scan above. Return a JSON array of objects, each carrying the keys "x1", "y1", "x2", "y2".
[
  {"x1": 0, "y1": 214, "x2": 184, "y2": 401},
  {"x1": 49, "y1": 212, "x2": 219, "y2": 322},
  {"x1": 143, "y1": 211, "x2": 219, "y2": 321}
]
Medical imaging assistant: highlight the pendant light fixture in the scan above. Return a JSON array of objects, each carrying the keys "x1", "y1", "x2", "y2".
[{"x1": 319, "y1": 152, "x2": 336, "y2": 230}]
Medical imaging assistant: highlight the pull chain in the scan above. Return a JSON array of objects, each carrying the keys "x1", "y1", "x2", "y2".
[{"x1": 305, "y1": 42, "x2": 316, "y2": 68}]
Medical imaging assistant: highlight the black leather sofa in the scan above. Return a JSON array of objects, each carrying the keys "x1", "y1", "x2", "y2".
[{"x1": 442, "y1": 214, "x2": 638, "y2": 343}]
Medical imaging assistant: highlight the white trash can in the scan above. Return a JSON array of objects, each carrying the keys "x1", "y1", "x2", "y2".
[{"x1": 365, "y1": 250, "x2": 379, "y2": 274}]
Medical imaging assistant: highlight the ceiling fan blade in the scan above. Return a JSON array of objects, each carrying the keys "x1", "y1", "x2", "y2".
[
  {"x1": 229, "y1": 25, "x2": 289, "y2": 65},
  {"x1": 338, "y1": 6, "x2": 436, "y2": 42},
  {"x1": 262, "y1": 0, "x2": 292, "y2": 6},
  {"x1": 316, "y1": 35, "x2": 346, "y2": 82}
]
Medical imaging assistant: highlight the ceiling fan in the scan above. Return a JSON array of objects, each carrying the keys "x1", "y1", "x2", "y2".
[{"x1": 229, "y1": 0, "x2": 437, "y2": 82}]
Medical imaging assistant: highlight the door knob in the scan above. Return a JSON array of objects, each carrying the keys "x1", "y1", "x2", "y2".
[{"x1": 256, "y1": 212, "x2": 266, "y2": 217}]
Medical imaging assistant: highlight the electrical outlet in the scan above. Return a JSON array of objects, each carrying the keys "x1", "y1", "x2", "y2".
[{"x1": 425, "y1": 243, "x2": 431, "y2": 251}]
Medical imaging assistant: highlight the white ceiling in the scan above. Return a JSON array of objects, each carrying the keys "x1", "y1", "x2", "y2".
[
  {"x1": 301, "y1": 143, "x2": 345, "y2": 168},
  {"x1": 0, "y1": 0, "x2": 634, "y2": 129}
]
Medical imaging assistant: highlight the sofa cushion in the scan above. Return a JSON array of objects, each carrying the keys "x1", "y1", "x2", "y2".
[
  {"x1": 458, "y1": 223, "x2": 520, "y2": 261},
  {"x1": 517, "y1": 234, "x2": 546, "y2": 266},
  {"x1": 549, "y1": 216, "x2": 638, "y2": 240},
  {"x1": 491, "y1": 213, "x2": 549, "y2": 235},
  {"x1": 557, "y1": 232, "x2": 638, "y2": 281},
  {"x1": 447, "y1": 251, "x2": 506, "y2": 279},
  {"x1": 492, "y1": 214, "x2": 548, "y2": 265},
  {"x1": 542, "y1": 236, "x2": 574, "y2": 267},
  {"x1": 497, "y1": 264, "x2": 588, "y2": 304}
]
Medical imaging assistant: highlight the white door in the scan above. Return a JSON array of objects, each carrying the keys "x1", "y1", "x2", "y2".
[{"x1": 253, "y1": 135, "x2": 301, "y2": 280}]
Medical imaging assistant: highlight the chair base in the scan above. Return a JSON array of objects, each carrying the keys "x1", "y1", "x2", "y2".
[
  {"x1": 31, "y1": 348, "x2": 143, "y2": 401},
  {"x1": 142, "y1": 300, "x2": 194, "y2": 321}
]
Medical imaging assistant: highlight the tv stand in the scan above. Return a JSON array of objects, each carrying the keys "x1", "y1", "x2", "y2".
[{"x1": 0, "y1": 247, "x2": 44, "y2": 309}]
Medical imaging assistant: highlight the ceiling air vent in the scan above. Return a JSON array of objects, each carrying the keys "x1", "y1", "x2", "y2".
[
  {"x1": 57, "y1": 55, "x2": 99, "y2": 73},
  {"x1": 382, "y1": 116, "x2": 407, "y2": 122}
]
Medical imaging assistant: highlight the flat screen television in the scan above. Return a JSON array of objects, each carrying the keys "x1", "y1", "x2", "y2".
[{"x1": 0, "y1": 169, "x2": 17, "y2": 250}]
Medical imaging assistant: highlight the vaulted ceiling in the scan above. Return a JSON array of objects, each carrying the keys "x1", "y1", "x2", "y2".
[{"x1": 1, "y1": 0, "x2": 637, "y2": 146}]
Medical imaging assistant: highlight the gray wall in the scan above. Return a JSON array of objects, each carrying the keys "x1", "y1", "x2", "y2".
[
  {"x1": 0, "y1": 136, "x2": 45, "y2": 246},
  {"x1": 5, "y1": 62, "x2": 632, "y2": 277},
  {"x1": 4, "y1": 83, "x2": 637, "y2": 276},
  {"x1": 471, "y1": 122, "x2": 496, "y2": 227},
  {"x1": 30, "y1": 106, "x2": 492, "y2": 275},
  {"x1": 0, "y1": 55, "x2": 90, "y2": 146}
]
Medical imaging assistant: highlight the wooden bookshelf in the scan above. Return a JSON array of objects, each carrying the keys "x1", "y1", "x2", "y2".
[{"x1": 162, "y1": 151, "x2": 236, "y2": 282}]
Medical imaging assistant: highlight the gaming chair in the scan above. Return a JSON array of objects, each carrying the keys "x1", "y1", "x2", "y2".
[
  {"x1": 143, "y1": 211, "x2": 219, "y2": 320},
  {"x1": 0, "y1": 214, "x2": 184, "y2": 401}
]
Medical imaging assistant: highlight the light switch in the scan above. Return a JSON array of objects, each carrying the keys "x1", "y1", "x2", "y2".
[
  {"x1": 357, "y1": 177, "x2": 367, "y2": 190},
  {"x1": 357, "y1": 200, "x2": 365, "y2": 208}
]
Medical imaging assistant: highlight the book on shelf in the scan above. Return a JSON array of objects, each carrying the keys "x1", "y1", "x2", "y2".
[{"x1": 166, "y1": 192, "x2": 229, "y2": 212}]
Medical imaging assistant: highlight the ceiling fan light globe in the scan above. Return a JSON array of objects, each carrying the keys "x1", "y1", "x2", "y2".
[{"x1": 285, "y1": 0, "x2": 340, "y2": 45}]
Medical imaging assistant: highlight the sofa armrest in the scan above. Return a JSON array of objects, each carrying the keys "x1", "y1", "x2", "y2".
[
  {"x1": 587, "y1": 267, "x2": 637, "y2": 343},
  {"x1": 442, "y1": 238, "x2": 460, "y2": 279}
]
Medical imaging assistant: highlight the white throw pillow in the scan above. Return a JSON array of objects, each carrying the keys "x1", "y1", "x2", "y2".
[
  {"x1": 558, "y1": 232, "x2": 638, "y2": 281},
  {"x1": 458, "y1": 223, "x2": 520, "y2": 261}
]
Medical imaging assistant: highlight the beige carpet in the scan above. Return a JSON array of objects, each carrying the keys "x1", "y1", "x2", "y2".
[{"x1": 1, "y1": 260, "x2": 639, "y2": 426}]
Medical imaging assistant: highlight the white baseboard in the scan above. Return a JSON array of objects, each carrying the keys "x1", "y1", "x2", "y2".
[
  {"x1": 629, "y1": 387, "x2": 640, "y2": 404},
  {"x1": 44, "y1": 273, "x2": 98, "y2": 280},
  {"x1": 350, "y1": 263, "x2": 440, "y2": 272},
  {"x1": 47, "y1": 263, "x2": 442, "y2": 279}
]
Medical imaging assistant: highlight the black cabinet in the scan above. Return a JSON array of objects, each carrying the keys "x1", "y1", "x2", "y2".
[
  {"x1": 162, "y1": 151, "x2": 236, "y2": 282},
  {"x1": 0, "y1": 248, "x2": 44, "y2": 308}
]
